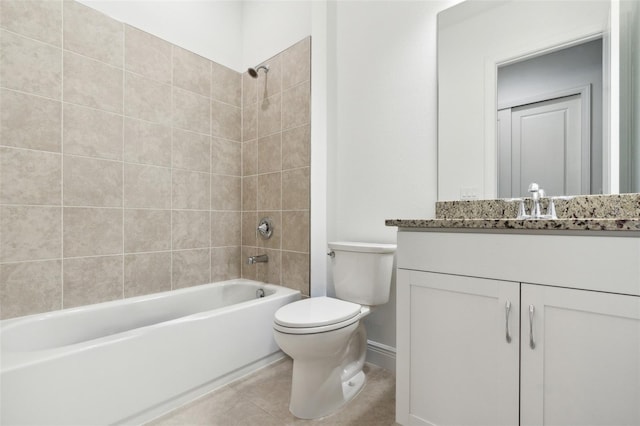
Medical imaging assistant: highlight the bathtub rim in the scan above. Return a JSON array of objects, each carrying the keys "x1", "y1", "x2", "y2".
[{"x1": 1, "y1": 279, "x2": 300, "y2": 370}]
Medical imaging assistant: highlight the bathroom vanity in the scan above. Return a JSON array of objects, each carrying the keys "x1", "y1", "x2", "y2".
[{"x1": 388, "y1": 195, "x2": 640, "y2": 426}]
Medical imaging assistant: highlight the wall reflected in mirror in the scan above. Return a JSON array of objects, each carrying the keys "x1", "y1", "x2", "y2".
[{"x1": 437, "y1": 0, "x2": 639, "y2": 201}]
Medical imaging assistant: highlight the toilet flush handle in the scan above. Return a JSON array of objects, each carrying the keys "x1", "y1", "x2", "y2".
[{"x1": 327, "y1": 250, "x2": 335, "y2": 258}]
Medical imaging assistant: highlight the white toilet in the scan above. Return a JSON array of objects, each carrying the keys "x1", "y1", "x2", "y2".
[{"x1": 273, "y1": 241, "x2": 396, "y2": 419}]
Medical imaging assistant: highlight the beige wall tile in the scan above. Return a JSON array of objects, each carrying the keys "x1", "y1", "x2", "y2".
[
  {"x1": 282, "y1": 125, "x2": 310, "y2": 170},
  {"x1": 211, "y1": 211, "x2": 240, "y2": 247},
  {"x1": 282, "y1": 167, "x2": 310, "y2": 210},
  {"x1": 172, "y1": 169, "x2": 210, "y2": 210},
  {"x1": 0, "y1": 0, "x2": 62, "y2": 46},
  {"x1": 242, "y1": 72, "x2": 257, "y2": 107},
  {"x1": 0, "y1": 30, "x2": 61, "y2": 99},
  {"x1": 172, "y1": 210, "x2": 210, "y2": 250},
  {"x1": 124, "y1": 72, "x2": 171, "y2": 125},
  {"x1": 242, "y1": 140, "x2": 258, "y2": 177},
  {"x1": 282, "y1": 211, "x2": 309, "y2": 253},
  {"x1": 0, "y1": 206, "x2": 61, "y2": 262},
  {"x1": 63, "y1": 103, "x2": 123, "y2": 160},
  {"x1": 0, "y1": 260, "x2": 61, "y2": 319},
  {"x1": 124, "y1": 163, "x2": 171, "y2": 209},
  {"x1": 282, "y1": 81, "x2": 310, "y2": 130},
  {"x1": 211, "y1": 174, "x2": 241, "y2": 211},
  {"x1": 242, "y1": 102, "x2": 257, "y2": 142},
  {"x1": 257, "y1": 211, "x2": 281, "y2": 250},
  {"x1": 63, "y1": 155, "x2": 122, "y2": 207},
  {"x1": 256, "y1": 248, "x2": 281, "y2": 285},
  {"x1": 123, "y1": 118, "x2": 171, "y2": 167},
  {"x1": 124, "y1": 252, "x2": 171, "y2": 297},
  {"x1": 241, "y1": 211, "x2": 258, "y2": 247},
  {"x1": 257, "y1": 55, "x2": 282, "y2": 100},
  {"x1": 124, "y1": 25, "x2": 171, "y2": 84},
  {"x1": 63, "y1": 0, "x2": 122, "y2": 67},
  {"x1": 173, "y1": 88, "x2": 210, "y2": 134},
  {"x1": 172, "y1": 128, "x2": 210, "y2": 173},
  {"x1": 63, "y1": 207, "x2": 122, "y2": 257},
  {"x1": 0, "y1": 89, "x2": 61, "y2": 152},
  {"x1": 123, "y1": 209, "x2": 171, "y2": 253},
  {"x1": 257, "y1": 93, "x2": 281, "y2": 138},
  {"x1": 258, "y1": 133, "x2": 282, "y2": 174},
  {"x1": 1, "y1": 147, "x2": 61, "y2": 205},
  {"x1": 241, "y1": 176, "x2": 257, "y2": 211},
  {"x1": 64, "y1": 52, "x2": 122, "y2": 113},
  {"x1": 211, "y1": 247, "x2": 240, "y2": 282},
  {"x1": 63, "y1": 255, "x2": 122, "y2": 308},
  {"x1": 173, "y1": 46, "x2": 211, "y2": 97},
  {"x1": 211, "y1": 62, "x2": 241, "y2": 106},
  {"x1": 282, "y1": 37, "x2": 310, "y2": 90},
  {"x1": 211, "y1": 138, "x2": 241, "y2": 176},
  {"x1": 282, "y1": 251, "x2": 309, "y2": 296},
  {"x1": 172, "y1": 249, "x2": 210, "y2": 289},
  {"x1": 257, "y1": 172, "x2": 282, "y2": 211},
  {"x1": 211, "y1": 100, "x2": 241, "y2": 141}
]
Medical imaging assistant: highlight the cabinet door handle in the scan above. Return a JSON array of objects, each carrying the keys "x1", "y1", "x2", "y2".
[
  {"x1": 505, "y1": 300, "x2": 512, "y2": 343},
  {"x1": 529, "y1": 304, "x2": 536, "y2": 350}
]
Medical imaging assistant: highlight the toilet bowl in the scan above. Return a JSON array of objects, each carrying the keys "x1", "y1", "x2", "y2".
[{"x1": 273, "y1": 242, "x2": 396, "y2": 419}]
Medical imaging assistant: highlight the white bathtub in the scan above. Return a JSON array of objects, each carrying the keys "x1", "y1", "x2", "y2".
[{"x1": 0, "y1": 279, "x2": 300, "y2": 425}]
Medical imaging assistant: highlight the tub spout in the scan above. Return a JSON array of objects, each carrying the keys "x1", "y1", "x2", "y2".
[{"x1": 247, "y1": 254, "x2": 268, "y2": 264}]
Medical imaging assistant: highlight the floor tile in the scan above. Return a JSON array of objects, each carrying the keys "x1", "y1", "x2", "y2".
[{"x1": 148, "y1": 357, "x2": 396, "y2": 426}]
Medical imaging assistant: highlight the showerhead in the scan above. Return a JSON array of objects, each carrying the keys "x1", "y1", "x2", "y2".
[{"x1": 248, "y1": 64, "x2": 269, "y2": 78}]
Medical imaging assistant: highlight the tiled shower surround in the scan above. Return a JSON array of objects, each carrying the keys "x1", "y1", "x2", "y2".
[
  {"x1": 240, "y1": 40, "x2": 311, "y2": 295},
  {"x1": 0, "y1": 0, "x2": 311, "y2": 319}
]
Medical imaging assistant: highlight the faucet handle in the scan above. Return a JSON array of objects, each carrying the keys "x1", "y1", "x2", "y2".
[
  {"x1": 528, "y1": 182, "x2": 539, "y2": 194},
  {"x1": 516, "y1": 198, "x2": 529, "y2": 219},
  {"x1": 546, "y1": 197, "x2": 557, "y2": 219}
]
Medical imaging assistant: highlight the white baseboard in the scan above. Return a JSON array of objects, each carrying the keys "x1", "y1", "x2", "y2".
[{"x1": 366, "y1": 340, "x2": 396, "y2": 373}]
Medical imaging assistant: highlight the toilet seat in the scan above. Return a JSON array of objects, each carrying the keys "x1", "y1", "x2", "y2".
[{"x1": 274, "y1": 297, "x2": 366, "y2": 335}]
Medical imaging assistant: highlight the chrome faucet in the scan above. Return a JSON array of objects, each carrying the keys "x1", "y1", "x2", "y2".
[
  {"x1": 516, "y1": 182, "x2": 557, "y2": 220},
  {"x1": 247, "y1": 254, "x2": 268, "y2": 265},
  {"x1": 529, "y1": 183, "x2": 543, "y2": 218}
]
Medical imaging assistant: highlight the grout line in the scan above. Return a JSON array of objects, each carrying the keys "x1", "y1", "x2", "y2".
[
  {"x1": 122, "y1": 24, "x2": 126, "y2": 300},
  {"x1": 0, "y1": 258, "x2": 64, "y2": 266},
  {"x1": 279, "y1": 60, "x2": 284, "y2": 287},
  {"x1": 60, "y1": 5, "x2": 65, "y2": 311},
  {"x1": 170, "y1": 45, "x2": 174, "y2": 291},
  {"x1": 240, "y1": 72, "x2": 245, "y2": 280},
  {"x1": 209, "y1": 58, "x2": 213, "y2": 285},
  {"x1": 0, "y1": 86, "x2": 61, "y2": 104}
]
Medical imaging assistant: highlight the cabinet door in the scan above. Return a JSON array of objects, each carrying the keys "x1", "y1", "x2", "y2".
[
  {"x1": 521, "y1": 284, "x2": 640, "y2": 426},
  {"x1": 397, "y1": 270, "x2": 519, "y2": 426}
]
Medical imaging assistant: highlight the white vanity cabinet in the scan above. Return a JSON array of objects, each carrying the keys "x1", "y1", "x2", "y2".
[
  {"x1": 396, "y1": 230, "x2": 640, "y2": 426},
  {"x1": 519, "y1": 284, "x2": 640, "y2": 426},
  {"x1": 400, "y1": 270, "x2": 520, "y2": 425}
]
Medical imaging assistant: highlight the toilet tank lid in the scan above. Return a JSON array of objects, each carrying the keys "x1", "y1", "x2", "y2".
[{"x1": 328, "y1": 242, "x2": 396, "y2": 253}]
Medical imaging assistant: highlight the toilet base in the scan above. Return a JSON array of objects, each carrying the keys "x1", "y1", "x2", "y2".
[
  {"x1": 341, "y1": 369, "x2": 366, "y2": 405},
  {"x1": 289, "y1": 361, "x2": 367, "y2": 420}
]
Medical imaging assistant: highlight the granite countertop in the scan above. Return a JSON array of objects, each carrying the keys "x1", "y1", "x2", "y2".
[{"x1": 386, "y1": 194, "x2": 640, "y2": 232}]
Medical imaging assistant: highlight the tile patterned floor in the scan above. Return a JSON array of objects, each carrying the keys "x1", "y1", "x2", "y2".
[{"x1": 147, "y1": 357, "x2": 397, "y2": 426}]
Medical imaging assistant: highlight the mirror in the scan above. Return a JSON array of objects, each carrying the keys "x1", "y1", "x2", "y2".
[{"x1": 437, "y1": 0, "x2": 640, "y2": 200}]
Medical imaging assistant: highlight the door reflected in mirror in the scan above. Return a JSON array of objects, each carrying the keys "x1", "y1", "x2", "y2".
[{"x1": 497, "y1": 39, "x2": 602, "y2": 198}]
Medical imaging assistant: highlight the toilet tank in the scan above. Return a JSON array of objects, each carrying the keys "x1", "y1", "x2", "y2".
[{"x1": 328, "y1": 242, "x2": 396, "y2": 306}]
